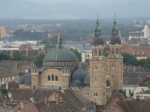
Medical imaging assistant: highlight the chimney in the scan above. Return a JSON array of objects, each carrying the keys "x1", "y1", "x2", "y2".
[
  {"x1": 30, "y1": 96, "x2": 34, "y2": 102},
  {"x1": 20, "y1": 102, "x2": 24, "y2": 109},
  {"x1": 55, "y1": 92, "x2": 59, "y2": 104},
  {"x1": 8, "y1": 92, "x2": 12, "y2": 99},
  {"x1": 45, "y1": 97, "x2": 47, "y2": 104},
  {"x1": 6, "y1": 82, "x2": 8, "y2": 90},
  {"x1": 57, "y1": 27, "x2": 60, "y2": 45}
]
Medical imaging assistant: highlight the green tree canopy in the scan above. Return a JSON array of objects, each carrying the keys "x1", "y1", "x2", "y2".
[
  {"x1": 70, "y1": 48, "x2": 81, "y2": 61},
  {"x1": 33, "y1": 53, "x2": 45, "y2": 68},
  {"x1": 0, "y1": 88, "x2": 8, "y2": 94},
  {"x1": 122, "y1": 53, "x2": 139, "y2": 66},
  {"x1": 0, "y1": 52, "x2": 10, "y2": 61}
]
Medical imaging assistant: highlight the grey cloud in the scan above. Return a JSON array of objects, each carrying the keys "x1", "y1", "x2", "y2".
[{"x1": 0, "y1": 0, "x2": 150, "y2": 19}]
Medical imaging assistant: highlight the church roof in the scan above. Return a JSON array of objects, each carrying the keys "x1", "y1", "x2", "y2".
[
  {"x1": 110, "y1": 15, "x2": 121, "y2": 45},
  {"x1": 71, "y1": 67, "x2": 89, "y2": 86},
  {"x1": 44, "y1": 38, "x2": 79, "y2": 62},
  {"x1": 93, "y1": 14, "x2": 104, "y2": 46},
  {"x1": 20, "y1": 73, "x2": 31, "y2": 86}
]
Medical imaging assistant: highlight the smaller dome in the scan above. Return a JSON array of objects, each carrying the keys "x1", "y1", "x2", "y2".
[
  {"x1": 83, "y1": 74, "x2": 90, "y2": 86},
  {"x1": 71, "y1": 68, "x2": 88, "y2": 86},
  {"x1": 72, "y1": 80, "x2": 82, "y2": 86},
  {"x1": 111, "y1": 36, "x2": 121, "y2": 45},
  {"x1": 93, "y1": 37, "x2": 104, "y2": 45},
  {"x1": 20, "y1": 73, "x2": 31, "y2": 86}
]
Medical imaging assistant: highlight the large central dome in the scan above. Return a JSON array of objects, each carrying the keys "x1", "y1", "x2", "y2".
[{"x1": 43, "y1": 47, "x2": 79, "y2": 62}]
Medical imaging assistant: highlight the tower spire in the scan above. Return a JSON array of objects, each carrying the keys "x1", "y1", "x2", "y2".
[
  {"x1": 93, "y1": 14, "x2": 104, "y2": 45},
  {"x1": 58, "y1": 38, "x2": 63, "y2": 48},
  {"x1": 113, "y1": 14, "x2": 117, "y2": 30},
  {"x1": 95, "y1": 13, "x2": 101, "y2": 37},
  {"x1": 57, "y1": 25, "x2": 60, "y2": 45},
  {"x1": 112, "y1": 14, "x2": 118, "y2": 37}
]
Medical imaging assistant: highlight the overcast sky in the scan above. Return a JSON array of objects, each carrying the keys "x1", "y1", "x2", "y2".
[{"x1": 0, "y1": 0, "x2": 150, "y2": 19}]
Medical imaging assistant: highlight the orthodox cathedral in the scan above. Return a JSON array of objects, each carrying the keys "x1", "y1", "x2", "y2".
[{"x1": 21, "y1": 15, "x2": 123, "y2": 105}]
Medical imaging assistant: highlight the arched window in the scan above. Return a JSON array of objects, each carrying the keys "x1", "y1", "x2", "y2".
[
  {"x1": 99, "y1": 50, "x2": 101, "y2": 56},
  {"x1": 106, "y1": 80, "x2": 110, "y2": 87},
  {"x1": 55, "y1": 76, "x2": 58, "y2": 81},
  {"x1": 112, "y1": 48, "x2": 114, "y2": 54},
  {"x1": 116, "y1": 48, "x2": 119, "y2": 54},
  {"x1": 52, "y1": 75, "x2": 54, "y2": 81},
  {"x1": 48, "y1": 76, "x2": 50, "y2": 81},
  {"x1": 94, "y1": 49, "x2": 97, "y2": 56},
  {"x1": 94, "y1": 65, "x2": 97, "y2": 71},
  {"x1": 95, "y1": 77, "x2": 97, "y2": 81},
  {"x1": 112, "y1": 63, "x2": 115, "y2": 67}
]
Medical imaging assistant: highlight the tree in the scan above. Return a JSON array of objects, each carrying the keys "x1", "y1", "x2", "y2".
[
  {"x1": 0, "y1": 87, "x2": 8, "y2": 94},
  {"x1": 118, "y1": 89, "x2": 127, "y2": 98},
  {"x1": 33, "y1": 53, "x2": 45, "y2": 68},
  {"x1": 122, "y1": 53, "x2": 139, "y2": 66},
  {"x1": 70, "y1": 48, "x2": 81, "y2": 61},
  {"x1": 11, "y1": 51, "x2": 22, "y2": 61},
  {"x1": 0, "y1": 52, "x2": 10, "y2": 61}
]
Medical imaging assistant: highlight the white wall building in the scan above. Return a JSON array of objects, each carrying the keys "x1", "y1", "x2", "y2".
[
  {"x1": 123, "y1": 85, "x2": 148, "y2": 98},
  {"x1": 142, "y1": 25, "x2": 150, "y2": 39},
  {"x1": 81, "y1": 50, "x2": 92, "y2": 62},
  {"x1": 129, "y1": 31, "x2": 144, "y2": 40}
]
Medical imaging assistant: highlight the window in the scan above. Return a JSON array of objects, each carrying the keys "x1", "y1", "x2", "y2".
[
  {"x1": 112, "y1": 63, "x2": 115, "y2": 67},
  {"x1": 94, "y1": 65, "x2": 97, "y2": 71},
  {"x1": 94, "y1": 92, "x2": 98, "y2": 96},
  {"x1": 116, "y1": 48, "x2": 119, "y2": 54},
  {"x1": 95, "y1": 77, "x2": 97, "y2": 81},
  {"x1": 99, "y1": 50, "x2": 101, "y2": 56},
  {"x1": 52, "y1": 75, "x2": 54, "y2": 81},
  {"x1": 129, "y1": 90, "x2": 131, "y2": 95},
  {"x1": 112, "y1": 48, "x2": 114, "y2": 54},
  {"x1": 55, "y1": 76, "x2": 58, "y2": 81},
  {"x1": 112, "y1": 74, "x2": 114, "y2": 78},
  {"x1": 106, "y1": 80, "x2": 110, "y2": 87},
  {"x1": 94, "y1": 49, "x2": 97, "y2": 56},
  {"x1": 48, "y1": 76, "x2": 50, "y2": 81}
]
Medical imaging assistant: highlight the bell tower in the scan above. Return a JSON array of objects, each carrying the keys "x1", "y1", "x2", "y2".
[
  {"x1": 108, "y1": 15, "x2": 123, "y2": 91},
  {"x1": 90, "y1": 14, "x2": 107, "y2": 105}
]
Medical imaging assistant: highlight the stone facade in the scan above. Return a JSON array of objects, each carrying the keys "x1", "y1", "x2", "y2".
[{"x1": 31, "y1": 15, "x2": 123, "y2": 106}]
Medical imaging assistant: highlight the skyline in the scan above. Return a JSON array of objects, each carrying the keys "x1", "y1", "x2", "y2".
[{"x1": 0, "y1": 0, "x2": 150, "y2": 19}]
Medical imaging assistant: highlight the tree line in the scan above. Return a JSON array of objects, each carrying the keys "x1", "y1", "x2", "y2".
[{"x1": 122, "y1": 53, "x2": 150, "y2": 68}]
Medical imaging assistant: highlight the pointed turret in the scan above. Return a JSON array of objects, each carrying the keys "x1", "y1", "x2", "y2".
[
  {"x1": 93, "y1": 14, "x2": 104, "y2": 46},
  {"x1": 58, "y1": 38, "x2": 63, "y2": 48},
  {"x1": 95, "y1": 13, "x2": 101, "y2": 37},
  {"x1": 110, "y1": 14, "x2": 121, "y2": 45},
  {"x1": 57, "y1": 26, "x2": 60, "y2": 45}
]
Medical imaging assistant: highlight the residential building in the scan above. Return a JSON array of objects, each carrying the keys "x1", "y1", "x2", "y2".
[
  {"x1": 0, "y1": 26, "x2": 5, "y2": 39},
  {"x1": 129, "y1": 31, "x2": 144, "y2": 40},
  {"x1": 143, "y1": 25, "x2": 150, "y2": 39}
]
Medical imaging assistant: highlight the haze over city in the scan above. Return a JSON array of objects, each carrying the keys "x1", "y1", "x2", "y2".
[{"x1": 0, "y1": 0, "x2": 150, "y2": 19}]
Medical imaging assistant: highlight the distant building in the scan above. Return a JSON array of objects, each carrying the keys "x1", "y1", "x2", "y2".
[
  {"x1": 129, "y1": 31, "x2": 144, "y2": 40},
  {"x1": 143, "y1": 25, "x2": 150, "y2": 39},
  {"x1": 0, "y1": 26, "x2": 5, "y2": 39}
]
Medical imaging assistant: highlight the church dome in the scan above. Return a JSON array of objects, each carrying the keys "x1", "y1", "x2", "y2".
[
  {"x1": 20, "y1": 73, "x2": 31, "y2": 86},
  {"x1": 83, "y1": 74, "x2": 90, "y2": 86},
  {"x1": 111, "y1": 36, "x2": 121, "y2": 45},
  {"x1": 43, "y1": 47, "x2": 79, "y2": 62},
  {"x1": 71, "y1": 68, "x2": 88, "y2": 86}
]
